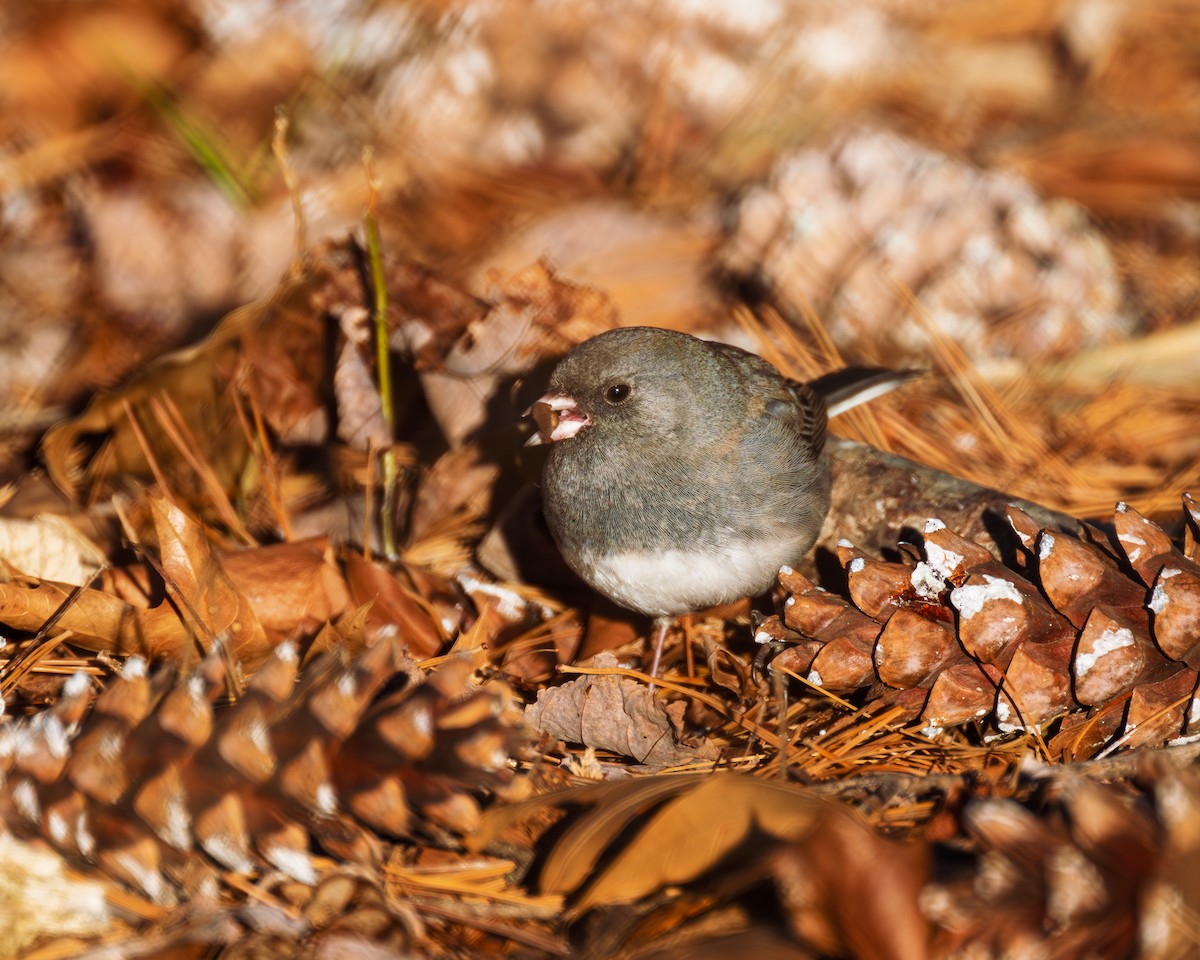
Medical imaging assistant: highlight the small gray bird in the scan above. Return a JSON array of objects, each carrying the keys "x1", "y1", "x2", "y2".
[{"x1": 525, "y1": 326, "x2": 914, "y2": 680}]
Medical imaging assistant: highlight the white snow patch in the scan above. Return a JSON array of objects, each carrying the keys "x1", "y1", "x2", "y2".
[
  {"x1": 158, "y1": 793, "x2": 191, "y2": 851},
  {"x1": 97, "y1": 730, "x2": 124, "y2": 761},
  {"x1": 670, "y1": 0, "x2": 783, "y2": 34},
  {"x1": 114, "y1": 851, "x2": 164, "y2": 901},
  {"x1": 1149, "y1": 582, "x2": 1169, "y2": 615},
  {"x1": 849, "y1": 557, "x2": 865, "y2": 574},
  {"x1": 925, "y1": 540, "x2": 964, "y2": 580},
  {"x1": 121, "y1": 657, "x2": 148, "y2": 680},
  {"x1": 202, "y1": 834, "x2": 253, "y2": 874},
  {"x1": 248, "y1": 718, "x2": 271, "y2": 756},
  {"x1": 793, "y1": 7, "x2": 891, "y2": 79},
  {"x1": 754, "y1": 630, "x2": 773, "y2": 645},
  {"x1": 315, "y1": 782, "x2": 338, "y2": 815},
  {"x1": 62, "y1": 673, "x2": 91, "y2": 697},
  {"x1": 410, "y1": 704, "x2": 433, "y2": 738},
  {"x1": 995, "y1": 699, "x2": 1025, "y2": 734},
  {"x1": 13, "y1": 779, "x2": 39, "y2": 821},
  {"x1": 807, "y1": 670, "x2": 824, "y2": 687},
  {"x1": 951, "y1": 575, "x2": 1024, "y2": 620},
  {"x1": 457, "y1": 573, "x2": 528, "y2": 622},
  {"x1": 47, "y1": 811, "x2": 68, "y2": 846},
  {"x1": 924, "y1": 518, "x2": 946, "y2": 533},
  {"x1": 910, "y1": 562, "x2": 945, "y2": 599},
  {"x1": 40, "y1": 716, "x2": 70, "y2": 760},
  {"x1": 266, "y1": 844, "x2": 316, "y2": 884},
  {"x1": 1075, "y1": 625, "x2": 1134, "y2": 679},
  {"x1": 479, "y1": 744, "x2": 507, "y2": 772},
  {"x1": 76, "y1": 817, "x2": 96, "y2": 858},
  {"x1": 1039, "y1": 532, "x2": 1055, "y2": 560}
]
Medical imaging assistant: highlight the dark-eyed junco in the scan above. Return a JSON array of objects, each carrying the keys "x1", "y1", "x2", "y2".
[{"x1": 525, "y1": 326, "x2": 915, "y2": 680}]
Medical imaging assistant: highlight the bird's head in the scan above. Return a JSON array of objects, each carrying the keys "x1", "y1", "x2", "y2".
[{"x1": 524, "y1": 327, "x2": 710, "y2": 448}]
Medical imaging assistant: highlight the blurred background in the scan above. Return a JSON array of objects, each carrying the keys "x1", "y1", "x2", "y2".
[{"x1": 2, "y1": 0, "x2": 1199, "y2": 521}]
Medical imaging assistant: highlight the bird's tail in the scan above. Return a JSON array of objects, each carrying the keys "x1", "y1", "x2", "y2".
[{"x1": 808, "y1": 367, "x2": 922, "y2": 418}]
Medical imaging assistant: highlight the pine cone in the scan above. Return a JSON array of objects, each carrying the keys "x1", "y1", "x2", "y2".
[
  {"x1": 764, "y1": 499, "x2": 1200, "y2": 758},
  {"x1": 0, "y1": 631, "x2": 526, "y2": 910},
  {"x1": 721, "y1": 129, "x2": 1130, "y2": 366}
]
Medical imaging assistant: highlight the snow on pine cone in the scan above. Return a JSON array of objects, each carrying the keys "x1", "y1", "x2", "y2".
[
  {"x1": 763, "y1": 497, "x2": 1200, "y2": 758},
  {"x1": 0, "y1": 629, "x2": 526, "y2": 906}
]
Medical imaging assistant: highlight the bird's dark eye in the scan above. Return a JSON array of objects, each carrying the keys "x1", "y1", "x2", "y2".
[{"x1": 605, "y1": 383, "x2": 632, "y2": 404}]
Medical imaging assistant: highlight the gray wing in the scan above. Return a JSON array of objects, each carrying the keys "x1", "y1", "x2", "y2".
[{"x1": 704, "y1": 341, "x2": 828, "y2": 456}]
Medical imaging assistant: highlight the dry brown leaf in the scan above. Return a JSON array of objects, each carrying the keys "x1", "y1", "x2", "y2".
[
  {"x1": 342, "y1": 553, "x2": 444, "y2": 660},
  {"x1": 407, "y1": 446, "x2": 499, "y2": 549},
  {"x1": 525, "y1": 653, "x2": 720, "y2": 769},
  {"x1": 417, "y1": 260, "x2": 617, "y2": 448},
  {"x1": 145, "y1": 497, "x2": 270, "y2": 666},
  {"x1": 332, "y1": 306, "x2": 390, "y2": 453},
  {"x1": 40, "y1": 291, "x2": 266, "y2": 498},
  {"x1": 39, "y1": 251, "x2": 356, "y2": 525},
  {"x1": 220, "y1": 538, "x2": 350, "y2": 644},
  {"x1": 0, "y1": 530, "x2": 357, "y2": 667},
  {"x1": 561, "y1": 776, "x2": 830, "y2": 911},
  {"x1": 474, "y1": 769, "x2": 929, "y2": 958},
  {"x1": 770, "y1": 812, "x2": 931, "y2": 960},
  {"x1": 0, "y1": 573, "x2": 186, "y2": 655}
]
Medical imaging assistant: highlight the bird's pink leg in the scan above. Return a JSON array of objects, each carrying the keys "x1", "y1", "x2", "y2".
[{"x1": 646, "y1": 616, "x2": 671, "y2": 693}]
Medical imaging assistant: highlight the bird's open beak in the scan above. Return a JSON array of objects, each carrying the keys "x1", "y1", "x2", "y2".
[{"x1": 524, "y1": 390, "x2": 591, "y2": 446}]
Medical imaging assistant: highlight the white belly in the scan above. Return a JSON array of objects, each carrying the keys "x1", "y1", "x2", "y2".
[{"x1": 583, "y1": 540, "x2": 796, "y2": 617}]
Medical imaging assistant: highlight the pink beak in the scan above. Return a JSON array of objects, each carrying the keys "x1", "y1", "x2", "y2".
[{"x1": 524, "y1": 390, "x2": 591, "y2": 446}]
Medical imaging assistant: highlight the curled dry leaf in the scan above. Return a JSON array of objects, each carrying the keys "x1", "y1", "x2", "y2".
[
  {"x1": 525, "y1": 653, "x2": 720, "y2": 770},
  {"x1": 332, "y1": 305, "x2": 391, "y2": 453},
  {"x1": 472, "y1": 772, "x2": 929, "y2": 956},
  {"x1": 142, "y1": 497, "x2": 270, "y2": 665},
  {"x1": 0, "y1": 571, "x2": 187, "y2": 656}
]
